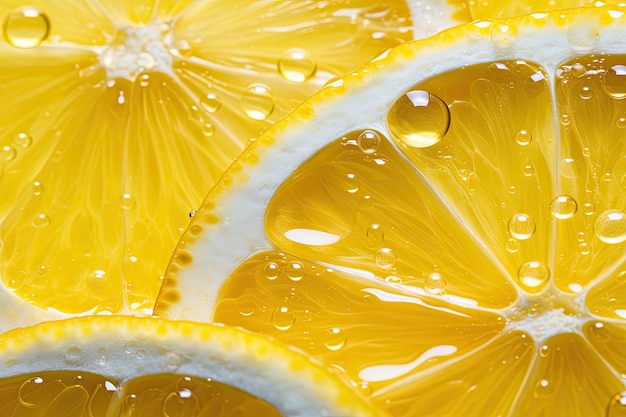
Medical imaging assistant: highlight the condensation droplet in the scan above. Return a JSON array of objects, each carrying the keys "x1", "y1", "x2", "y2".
[
  {"x1": 324, "y1": 328, "x2": 346, "y2": 351},
  {"x1": 343, "y1": 173, "x2": 359, "y2": 193},
  {"x1": 241, "y1": 84, "x2": 274, "y2": 121},
  {"x1": 560, "y1": 114, "x2": 571, "y2": 126},
  {"x1": 578, "y1": 242, "x2": 591, "y2": 255},
  {"x1": 202, "y1": 123, "x2": 214, "y2": 137},
  {"x1": 582, "y1": 147, "x2": 591, "y2": 156},
  {"x1": 595, "y1": 210, "x2": 626, "y2": 244},
  {"x1": 3, "y1": 7, "x2": 50, "y2": 49},
  {"x1": 365, "y1": 223, "x2": 384, "y2": 248},
  {"x1": 271, "y1": 306, "x2": 295, "y2": 330},
  {"x1": 32, "y1": 213, "x2": 50, "y2": 228},
  {"x1": 579, "y1": 85, "x2": 593, "y2": 100},
  {"x1": 550, "y1": 195, "x2": 577, "y2": 219},
  {"x1": 589, "y1": 321, "x2": 611, "y2": 343},
  {"x1": 239, "y1": 297, "x2": 256, "y2": 317},
  {"x1": 375, "y1": 247, "x2": 396, "y2": 269},
  {"x1": 582, "y1": 202, "x2": 595, "y2": 215},
  {"x1": 277, "y1": 48, "x2": 317, "y2": 82},
  {"x1": 33, "y1": 181, "x2": 43, "y2": 196},
  {"x1": 286, "y1": 261, "x2": 305, "y2": 281},
  {"x1": 602, "y1": 64, "x2": 626, "y2": 99},
  {"x1": 534, "y1": 378, "x2": 556, "y2": 398},
  {"x1": 506, "y1": 238, "x2": 519, "y2": 253},
  {"x1": 1, "y1": 145, "x2": 16, "y2": 162},
  {"x1": 517, "y1": 261, "x2": 550, "y2": 290},
  {"x1": 515, "y1": 129, "x2": 532, "y2": 146},
  {"x1": 263, "y1": 262, "x2": 280, "y2": 280},
  {"x1": 14, "y1": 132, "x2": 32, "y2": 148},
  {"x1": 490, "y1": 23, "x2": 517, "y2": 49},
  {"x1": 357, "y1": 130, "x2": 381, "y2": 154},
  {"x1": 121, "y1": 193, "x2": 135, "y2": 209},
  {"x1": 508, "y1": 213, "x2": 536, "y2": 240},
  {"x1": 200, "y1": 92, "x2": 221, "y2": 113},
  {"x1": 165, "y1": 352, "x2": 183, "y2": 371},
  {"x1": 618, "y1": 117, "x2": 626, "y2": 129},
  {"x1": 188, "y1": 209, "x2": 197, "y2": 218},
  {"x1": 387, "y1": 90, "x2": 450, "y2": 148},
  {"x1": 425, "y1": 272, "x2": 447, "y2": 295},
  {"x1": 138, "y1": 73, "x2": 150, "y2": 87},
  {"x1": 607, "y1": 391, "x2": 626, "y2": 417}
]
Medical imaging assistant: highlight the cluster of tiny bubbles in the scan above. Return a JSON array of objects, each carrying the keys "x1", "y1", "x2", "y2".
[
  {"x1": 263, "y1": 261, "x2": 280, "y2": 280},
  {"x1": 365, "y1": 223, "x2": 384, "y2": 248},
  {"x1": 515, "y1": 129, "x2": 532, "y2": 146},
  {"x1": 13, "y1": 132, "x2": 32, "y2": 149},
  {"x1": 508, "y1": 213, "x2": 536, "y2": 240},
  {"x1": 589, "y1": 321, "x2": 612, "y2": 343},
  {"x1": 594, "y1": 209, "x2": 626, "y2": 244},
  {"x1": 357, "y1": 130, "x2": 381, "y2": 154},
  {"x1": 1, "y1": 145, "x2": 17, "y2": 162},
  {"x1": 286, "y1": 261, "x2": 305, "y2": 281},
  {"x1": 271, "y1": 306, "x2": 295, "y2": 330},
  {"x1": 517, "y1": 261, "x2": 550, "y2": 290},
  {"x1": 602, "y1": 64, "x2": 626, "y2": 99},
  {"x1": 387, "y1": 90, "x2": 450, "y2": 148},
  {"x1": 2, "y1": 7, "x2": 50, "y2": 49},
  {"x1": 550, "y1": 195, "x2": 577, "y2": 219},
  {"x1": 241, "y1": 84, "x2": 274, "y2": 121},
  {"x1": 199, "y1": 92, "x2": 221, "y2": 113},
  {"x1": 324, "y1": 327, "x2": 347, "y2": 351},
  {"x1": 277, "y1": 48, "x2": 317, "y2": 82},
  {"x1": 375, "y1": 247, "x2": 396, "y2": 269},
  {"x1": 607, "y1": 392, "x2": 626, "y2": 417},
  {"x1": 31, "y1": 213, "x2": 50, "y2": 228},
  {"x1": 424, "y1": 272, "x2": 447, "y2": 295}
]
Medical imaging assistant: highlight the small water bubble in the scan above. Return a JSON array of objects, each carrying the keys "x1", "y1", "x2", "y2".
[
  {"x1": 1, "y1": 145, "x2": 16, "y2": 162},
  {"x1": 605, "y1": 172, "x2": 613, "y2": 182},
  {"x1": 98, "y1": 356, "x2": 108, "y2": 365},
  {"x1": 550, "y1": 195, "x2": 577, "y2": 219},
  {"x1": 607, "y1": 392, "x2": 626, "y2": 417},
  {"x1": 136, "y1": 52, "x2": 155, "y2": 70},
  {"x1": 271, "y1": 306, "x2": 295, "y2": 330},
  {"x1": 241, "y1": 84, "x2": 274, "y2": 121},
  {"x1": 515, "y1": 130, "x2": 532, "y2": 146},
  {"x1": 508, "y1": 185, "x2": 516, "y2": 195},
  {"x1": 365, "y1": 223, "x2": 384, "y2": 248},
  {"x1": 121, "y1": 193, "x2": 135, "y2": 209},
  {"x1": 534, "y1": 378, "x2": 556, "y2": 398},
  {"x1": 34, "y1": 265, "x2": 47, "y2": 276},
  {"x1": 164, "y1": 352, "x2": 183, "y2": 371},
  {"x1": 603, "y1": 64, "x2": 626, "y2": 99},
  {"x1": 357, "y1": 130, "x2": 381, "y2": 154},
  {"x1": 579, "y1": 85, "x2": 594, "y2": 100},
  {"x1": 590, "y1": 321, "x2": 611, "y2": 343},
  {"x1": 506, "y1": 238, "x2": 519, "y2": 253},
  {"x1": 578, "y1": 242, "x2": 591, "y2": 255},
  {"x1": 570, "y1": 62, "x2": 587, "y2": 78},
  {"x1": 343, "y1": 173, "x2": 359, "y2": 193},
  {"x1": 595, "y1": 210, "x2": 626, "y2": 244},
  {"x1": 277, "y1": 48, "x2": 317, "y2": 82},
  {"x1": 33, "y1": 181, "x2": 43, "y2": 196},
  {"x1": 263, "y1": 262, "x2": 280, "y2": 280},
  {"x1": 3, "y1": 7, "x2": 50, "y2": 48},
  {"x1": 324, "y1": 328, "x2": 346, "y2": 351},
  {"x1": 490, "y1": 23, "x2": 517, "y2": 49},
  {"x1": 13, "y1": 132, "x2": 32, "y2": 148},
  {"x1": 286, "y1": 261, "x2": 305, "y2": 281},
  {"x1": 138, "y1": 73, "x2": 150, "y2": 87},
  {"x1": 375, "y1": 247, "x2": 396, "y2": 269},
  {"x1": 135, "y1": 349, "x2": 147, "y2": 360},
  {"x1": 517, "y1": 261, "x2": 550, "y2": 290},
  {"x1": 125, "y1": 394, "x2": 137, "y2": 408},
  {"x1": 508, "y1": 213, "x2": 536, "y2": 240},
  {"x1": 385, "y1": 275, "x2": 402, "y2": 284},
  {"x1": 425, "y1": 272, "x2": 447, "y2": 295},
  {"x1": 618, "y1": 117, "x2": 626, "y2": 129},
  {"x1": 199, "y1": 92, "x2": 221, "y2": 113},
  {"x1": 175, "y1": 39, "x2": 192, "y2": 56},
  {"x1": 32, "y1": 213, "x2": 50, "y2": 228},
  {"x1": 582, "y1": 147, "x2": 591, "y2": 157},
  {"x1": 582, "y1": 202, "x2": 595, "y2": 215},
  {"x1": 239, "y1": 297, "x2": 256, "y2": 316},
  {"x1": 576, "y1": 231, "x2": 586, "y2": 242},
  {"x1": 522, "y1": 165, "x2": 535, "y2": 177},
  {"x1": 560, "y1": 114, "x2": 571, "y2": 126},
  {"x1": 202, "y1": 123, "x2": 214, "y2": 137},
  {"x1": 387, "y1": 90, "x2": 450, "y2": 148}
]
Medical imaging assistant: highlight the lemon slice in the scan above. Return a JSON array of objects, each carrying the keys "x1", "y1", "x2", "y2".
[
  {"x1": 0, "y1": 315, "x2": 382, "y2": 417},
  {"x1": 0, "y1": 0, "x2": 426, "y2": 328},
  {"x1": 469, "y1": 0, "x2": 626, "y2": 19},
  {"x1": 156, "y1": 5, "x2": 626, "y2": 416}
]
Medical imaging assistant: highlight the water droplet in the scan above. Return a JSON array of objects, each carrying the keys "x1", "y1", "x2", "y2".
[
  {"x1": 365, "y1": 224, "x2": 384, "y2": 248},
  {"x1": 188, "y1": 209, "x2": 197, "y2": 218},
  {"x1": 506, "y1": 238, "x2": 519, "y2": 253},
  {"x1": 595, "y1": 210, "x2": 626, "y2": 244},
  {"x1": 425, "y1": 272, "x2": 447, "y2": 295},
  {"x1": 582, "y1": 202, "x2": 595, "y2": 215},
  {"x1": 3, "y1": 7, "x2": 50, "y2": 48},
  {"x1": 202, "y1": 123, "x2": 214, "y2": 137},
  {"x1": 534, "y1": 378, "x2": 556, "y2": 398},
  {"x1": 199, "y1": 92, "x2": 221, "y2": 113},
  {"x1": 550, "y1": 195, "x2": 577, "y2": 219},
  {"x1": 33, "y1": 181, "x2": 43, "y2": 196},
  {"x1": 13, "y1": 132, "x2": 32, "y2": 148},
  {"x1": 263, "y1": 262, "x2": 280, "y2": 280},
  {"x1": 560, "y1": 114, "x2": 571, "y2": 126},
  {"x1": 138, "y1": 73, "x2": 150, "y2": 87},
  {"x1": 522, "y1": 165, "x2": 535, "y2": 177},
  {"x1": 590, "y1": 321, "x2": 611, "y2": 343},
  {"x1": 375, "y1": 247, "x2": 396, "y2": 269},
  {"x1": 324, "y1": 328, "x2": 346, "y2": 351},
  {"x1": 582, "y1": 147, "x2": 591, "y2": 156},
  {"x1": 277, "y1": 48, "x2": 317, "y2": 82},
  {"x1": 164, "y1": 352, "x2": 183, "y2": 370},
  {"x1": 343, "y1": 173, "x2": 359, "y2": 193},
  {"x1": 508, "y1": 213, "x2": 536, "y2": 240},
  {"x1": 357, "y1": 130, "x2": 381, "y2": 154},
  {"x1": 579, "y1": 85, "x2": 594, "y2": 99},
  {"x1": 239, "y1": 297, "x2": 256, "y2": 316},
  {"x1": 135, "y1": 349, "x2": 146, "y2": 360},
  {"x1": 515, "y1": 130, "x2": 532, "y2": 146},
  {"x1": 578, "y1": 242, "x2": 591, "y2": 255},
  {"x1": 35, "y1": 265, "x2": 47, "y2": 276},
  {"x1": 175, "y1": 39, "x2": 192, "y2": 56},
  {"x1": 98, "y1": 356, "x2": 108, "y2": 365},
  {"x1": 136, "y1": 52, "x2": 155, "y2": 70},
  {"x1": 607, "y1": 392, "x2": 626, "y2": 417},
  {"x1": 490, "y1": 23, "x2": 517, "y2": 49},
  {"x1": 125, "y1": 394, "x2": 137, "y2": 408},
  {"x1": 602, "y1": 64, "x2": 626, "y2": 99},
  {"x1": 32, "y1": 213, "x2": 50, "y2": 228},
  {"x1": 387, "y1": 90, "x2": 450, "y2": 148},
  {"x1": 570, "y1": 62, "x2": 587, "y2": 78},
  {"x1": 241, "y1": 84, "x2": 274, "y2": 121},
  {"x1": 385, "y1": 275, "x2": 402, "y2": 284},
  {"x1": 1, "y1": 145, "x2": 16, "y2": 162},
  {"x1": 517, "y1": 261, "x2": 550, "y2": 290},
  {"x1": 271, "y1": 306, "x2": 294, "y2": 330},
  {"x1": 18, "y1": 376, "x2": 45, "y2": 407},
  {"x1": 120, "y1": 193, "x2": 135, "y2": 209},
  {"x1": 618, "y1": 117, "x2": 626, "y2": 129},
  {"x1": 286, "y1": 261, "x2": 305, "y2": 281}
]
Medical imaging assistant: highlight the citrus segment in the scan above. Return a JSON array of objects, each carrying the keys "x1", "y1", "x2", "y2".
[
  {"x1": 0, "y1": 316, "x2": 382, "y2": 417},
  {"x1": 0, "y1": 0, "x2": 416, "y2": 326},
  {"x1": 468, "y1": 0, "x2": 626, "y2": 19}
]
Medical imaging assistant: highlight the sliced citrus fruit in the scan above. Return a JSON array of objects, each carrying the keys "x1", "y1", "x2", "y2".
[
  {"x1": 0, "y1": 0, "x2": 433, "y2": 327},
  {"x1": 156, "y1": 5, "x2": 626, "y2": 416},
  {"x1": 0, "y1": 315, "x2": 382, "y2": 416},
  {"x1": 469, "y1": 0, "x2": 626, "y2": 19}
]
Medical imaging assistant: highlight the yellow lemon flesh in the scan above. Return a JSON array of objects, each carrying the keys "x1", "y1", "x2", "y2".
[{"x1": 156, "y1": 5, "x2": 626, "y2": 416}]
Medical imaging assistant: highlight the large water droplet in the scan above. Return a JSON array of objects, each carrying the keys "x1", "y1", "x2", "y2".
[
  {"x1": 241, "y1": 84, "x2": 274, "y2": 121},
  {"x1": 286, "y1": 261, "x2": 305, "y2": 281},
  {"x1": 515, "y1": 129, "x2": 532, "y2": 146},
  {"x1": 550, "y1": 195, "x2": 577, "y2": 219},
  {"x1": 602, "y1": 64, "x2": 626, "y2": 99},
  {"x1": 579, "y1": 85, "x2": 594, "y2": 100},
  {"x1": 595, "y1": 210, "x2": 626, "y2": 244},
  {"x1": 517, "y1": 261, "x2": 550, "y2": 290},
  {"x1": 508, "y1": 213, "x2": 536, "y2": 240},
  {"x1": 387, "y1": 90, "x2": 450, "y2": 148},
  {"x1": 3, "y1": 7, "x2": 50, "y2": 49},
  {"x1": 375, "y1": 247, "x2": 396, "y2": 269},
  {"x1": 271, "y1": 306, "x2": 295, "y2": 330},
  {"x1": 263, "y1": 262, "x2": 280, "y2": 280},
  {"x1": 357, "y1": 130, "x2": 381, "y2": 154},
  {"x1": 277, "y1": 48, "x2": 317, "y2": 82},
  {"x1": 425, "y1": 272, "x2": 446, "y2": 295}
]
